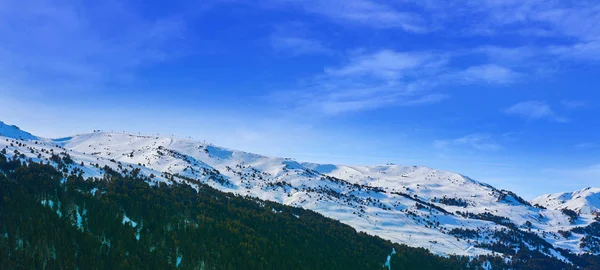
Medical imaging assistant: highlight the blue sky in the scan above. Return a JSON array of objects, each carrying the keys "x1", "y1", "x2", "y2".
[{"x1": 1, "y1": 0, "x2": 599, "y2": 198}]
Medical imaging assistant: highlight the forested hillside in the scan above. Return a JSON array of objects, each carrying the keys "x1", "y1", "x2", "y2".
[
  {"x1": 2, "y1": 127, "x2": 600, "y2": 269},
  {"x1": 0, "y1": 153, "x2": 486, "y2": 269}
]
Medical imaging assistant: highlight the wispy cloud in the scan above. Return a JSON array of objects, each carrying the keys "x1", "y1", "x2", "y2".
[
  {"x1": 574, "y1": 143, "x2": 599, "y2": 150},
  {"x1": 400, "y1": 93, "x2": 449, "y2": 106},
  {"x1": 543, "y1": 164, "x2": 600, "y2": 189},
  {"x1": 272, "y1": 0, "x2": 600, "y2": 47},
  {"x1": 550, "y1": 41, "x2": 600, "y2": 61},
  {"x1": 434, "y1": 133, "x2": 502, "y2": 151},
  {"x1": 319, "y1": 97, "x2": 397, "y2": 114},
  {"x1": 270, "y1": 35, "x2": 330, "y2": 55},
  {"x1": 255, "y1": 1, "x2": 600, "y2": 116},
  {"x1": 0, "y1": 0, "x2": 200, "y2": 92},
  {"x1": 436, "y1": 0, "x2": 600, "y2": 43},
  {"x1": 380, "y1": 1, "x2": 600, "y2": 64},
  {"x1": 277, "y1": 48, "x2": 523, "y2": 114},
  {"x1": 268, "y1": 0, "x2": 600, "y2": 63},
  {"x1": 276, "y1": 49, "x2": 447, "y2": 114},
  {"x1": 324, "y1": 50, "x2": 439, "y2": 80},
  {"x1": 561, "y1": 100, "x2": 587, "y2": 110},
  {"x1": 278, "y1": 0, "x2": 427, "y2": 32},
  {"x1": 454, "y1": 64, "x2": 520, "y2": 84},
  {"x1": 504, "y1": 101, "x2": 569, "y2": 122},
  {"x1": 269, "y1": 22, "x2": 330, "y2": 56}
]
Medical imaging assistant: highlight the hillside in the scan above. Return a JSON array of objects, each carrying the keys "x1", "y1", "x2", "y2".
[
  {"x1": 1, "y1": 150, "x2": 482, "y2": 269},
  {"x1": 533, "y1": 187, "x2": 600, "y2": 216},
  {"x1": 1, "y1": 121, "x2": 600, "y2": 268},
  {"x1": 0, "y1": 121, "x2": 37, "y2": 140}
]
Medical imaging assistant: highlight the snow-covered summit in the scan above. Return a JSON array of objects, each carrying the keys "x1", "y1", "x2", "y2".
[
  {"x1": 0, "y1": 121, "x2": 38, "y2": 140},
  {"x1": 533, "y1": 187, "x2": 600, "y2": 215}
]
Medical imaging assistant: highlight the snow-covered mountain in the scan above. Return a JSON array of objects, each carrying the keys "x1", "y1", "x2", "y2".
[
  {"x1": 0, "y1": 121, "x2": 37, "y2": 140},
  {"x1": 1, "y1": 121, "x2": 599, "y2": 263},
  {"x1": 533, "y1": 187, "x2": 600, "y2": 216}
]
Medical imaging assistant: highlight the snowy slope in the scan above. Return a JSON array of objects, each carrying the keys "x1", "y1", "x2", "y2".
[
  {"x1": 533, "y1": 187, "x2": 600, "y2": 215},
  {"x1": 0, "y1": 121, "x2": 37, "y2": 140},
  {"x1": 1, "y1": 122, "x2": 599, "y2": 261}
]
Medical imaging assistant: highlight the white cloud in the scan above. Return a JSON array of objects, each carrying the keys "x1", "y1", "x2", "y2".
[
  {"x1": 270, "y1": 35, "x2": 330, "y2": 55},
  {"x1": 550, "y1": 41, "x2": 600, "y2": 61},
  {"x1": 446, "y1": 0, "x2": 600, "y2": 43},
  {"x1": 280, "y1": 0, "x2": 427, "y2": 32},
  {"x1": 320, "y1": 97, "x2": 396, "y2": 114},
  {"x1": 270, "y1": 0, "x2": 600, "y2": 62},
  {"x1": 287, "y1": 49, "x2": 450, "y2": 114},
  {"x1": 275, "y1": 48, "x2": 532, "y2": 114},
  {"x1": 475, "y1": 46, "x2": 538, "y2": 63},
  {"x1": 258, "y1": 1, "x2": 600, "y2": 116},
  {"x1": 506, "y1": 101, "x2": 554, "y2": 119},
  {"x1": 455, "y1": 64, "x2": 520, "y2": 84},
  {"x1": 269, "y1": 22, "x2": 330, "y2": 56},
  {"x1": 396, "y1": 1, "x2": 600, "y2": 62},
  {"x1": 400, "y1": 93, "x2": 449, "y2": 106},
  {"x1": 325, "y1": 50, "x2": 438, "y2": 80},
  {"x1": 272, "y1": 0, "x2": 600, "y2": 43},
  {"x1": 434, "y1": 133, "x2": 501, "y2": 151},
  {"x1": 504, "y1": 101, "x2": 569, "y2": 122}
]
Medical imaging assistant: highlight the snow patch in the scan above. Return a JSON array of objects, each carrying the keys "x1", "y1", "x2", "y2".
[
  {"x1": 41, "y1": 199, "x2": 54, "y2": 208},
  {"x1": 122, "y1": 214, "x2": 138, "y2": 228},
  {"x1": 75, "y1": 206, "x2": 84, "y2": 231},
  {"x1": 383, "y1": 248, "x2": 396, "y2": 270}
]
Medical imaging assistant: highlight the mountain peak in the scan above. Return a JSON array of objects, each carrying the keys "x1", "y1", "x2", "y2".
[
  {"x1": 0, "y1": 121, "x2": 38, "y2": 141},
  {"x1": 532, "y1": 187, "x2": 600, "y2": 215}
]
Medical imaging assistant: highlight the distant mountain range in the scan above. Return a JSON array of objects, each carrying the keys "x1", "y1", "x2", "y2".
[{"x1": 1, "y1": 120, "x2": 599, "y2": 268}]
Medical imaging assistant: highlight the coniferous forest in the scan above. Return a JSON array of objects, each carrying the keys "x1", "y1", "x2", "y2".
[{"x1": 0, "y1": 152, "x2": 596, "y2": 269}]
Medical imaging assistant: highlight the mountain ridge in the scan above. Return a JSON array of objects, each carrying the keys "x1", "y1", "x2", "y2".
[
  {"x1": 533, "y1": 187, "x2": 600, "y2": 216},
  {"x1": 1, "y1": 120, "x2": 599, "y2": 264},
  {"x1": 0, "y1": 121, "x2": 38, "y2": 141}
]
